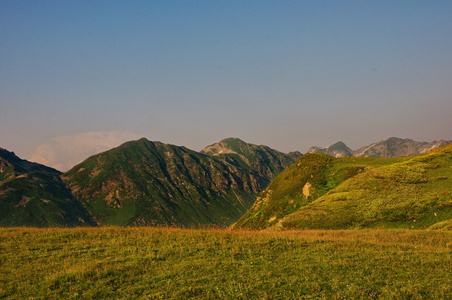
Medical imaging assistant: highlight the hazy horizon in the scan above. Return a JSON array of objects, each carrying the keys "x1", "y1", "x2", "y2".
[{"x1": 2, "y1": 1, "x2": 451, "y2": 170}]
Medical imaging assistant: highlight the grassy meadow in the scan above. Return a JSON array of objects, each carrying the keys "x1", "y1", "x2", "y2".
[{"x1": 1, "y1": 227, "x2": 451, "y2": 299}]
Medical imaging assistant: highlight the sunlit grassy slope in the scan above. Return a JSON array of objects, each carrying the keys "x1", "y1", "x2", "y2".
[
  {"x1": 1, "y1": 227, "x2": 451, "y2": 299},
  {"x1": 234, "y1": 144, "x2": 452, "y2": 230}
]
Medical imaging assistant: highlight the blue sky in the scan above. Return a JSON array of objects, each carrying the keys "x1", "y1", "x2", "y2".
[{"x1": 1, "y1": 1, "x2": 451, "y2": 170}]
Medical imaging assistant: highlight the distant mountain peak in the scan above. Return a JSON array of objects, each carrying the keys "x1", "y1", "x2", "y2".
[
  {"x1": 201, "y1": 138, "x2": 246, "y2": 156},
  {"x1": 220, "y1": 137, "x2": 244, "y2": 143},
  {"x1": 308, "y1": 141, "x2": 353, "y2": 158},
  {"x1": 201, "y1": 138, "x2": 302, "y2": 160}
]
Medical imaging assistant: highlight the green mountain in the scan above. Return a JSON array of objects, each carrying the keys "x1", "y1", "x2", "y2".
[
  {"x1": 0, "y1": 148, "x2": 95, "y2": 227},
  {"x1": 201, "y1": 137, "x2": 302, "y2": 177},
  {"x1": 62, "y1": 138, "x2": 300, "y2": 227},
  {"x1": 233, "y1": 144, "x2": 452, "y2": 230}
]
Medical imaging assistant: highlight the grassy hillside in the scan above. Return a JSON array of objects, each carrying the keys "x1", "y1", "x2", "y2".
[
  {"x1": 234, "y1": 144, "x2": 452, "y2": 230},
  {"x1": 1, "y1": 227, "x2": 451, "y2": 299}
]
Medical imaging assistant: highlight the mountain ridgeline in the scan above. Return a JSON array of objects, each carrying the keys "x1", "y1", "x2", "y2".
[
  {"x1": 233, "y1": 143, "x2": 452, "y2": 230},
  {"x1": 2, "y1": 137, "x2": 451, "y2": 229},
  {"x1": 0, "y1": 148, "x2": 95, "y2": 227},
  {"x1": 308, "y1": 137, "x2": 451, "y2": 158},
  {"x1": 61, "y1": 138, "x2": 301, "y2": 227}
]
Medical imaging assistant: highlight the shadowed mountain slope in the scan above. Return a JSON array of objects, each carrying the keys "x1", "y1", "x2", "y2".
[
  {"x1": 233, "y1": 144, "x2": 452, "y2": 230},
  {"x1": 0, "y1": 148, "x2": 95, "y2": 227},
  {"x1": 62, "y1": 138, "x2": 300, "y2": 226}
]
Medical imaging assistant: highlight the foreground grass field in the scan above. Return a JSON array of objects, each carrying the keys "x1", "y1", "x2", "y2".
[{"x1": 1, "y1": 227, "x2": 451, "y2": 299}]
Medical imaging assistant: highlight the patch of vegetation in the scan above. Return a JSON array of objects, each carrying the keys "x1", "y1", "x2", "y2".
[{"x1": 0, "y1": 227, "x2": 451, "y2": 299}]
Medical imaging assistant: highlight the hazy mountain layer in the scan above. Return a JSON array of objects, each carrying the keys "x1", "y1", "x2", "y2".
[
  {"x1": 308, "y1": 137, "x2": 451, "y2": 158},
  {"x1": 233, "y1": 144, "x2": 452, "y2": 230},
  {"x1": 0, "y1": 148, "x2": 95, "y2": 227},
  {"x1": 62, "y1": 138, "x2": 300, "y2": 226}
]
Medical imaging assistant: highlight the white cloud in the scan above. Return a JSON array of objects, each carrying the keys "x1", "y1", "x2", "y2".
[{"x1": 30, "y1": 131, "x2": 141, "y2": 171}]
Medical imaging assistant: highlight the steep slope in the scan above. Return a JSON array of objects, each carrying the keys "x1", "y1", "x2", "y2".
[
  {"x1": 0, "y1": 148, "x2": 95, "y2": 227},
  {"x1": 62, "y1": 138, "x2": 300, "y2": 227},
  {"x1": 234, "y1": 144, "x2": 452, "y2": 230},
  {"x1": 309, "y1": 137, "x2": 451, "y2": 158}
]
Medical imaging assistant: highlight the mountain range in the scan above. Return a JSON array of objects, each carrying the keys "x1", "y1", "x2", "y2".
[
  {"x1": 1, "y1": 137, "x2": 451, "y2": 228},
  {"x1": 1, "y1": 138, "x2": 300, "y2": 227},
  {"x1": 308, "y1": 137, "x2": 451, "y2": 158}
]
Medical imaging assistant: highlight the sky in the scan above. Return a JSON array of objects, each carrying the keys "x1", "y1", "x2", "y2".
[{"x1": 1, "y1": 1, "x2": 452, "y2": 171}]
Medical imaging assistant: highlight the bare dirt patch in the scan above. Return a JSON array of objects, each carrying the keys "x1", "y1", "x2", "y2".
[{"x1": 302, "y1": 182, "x2": 311, "y2": 198}]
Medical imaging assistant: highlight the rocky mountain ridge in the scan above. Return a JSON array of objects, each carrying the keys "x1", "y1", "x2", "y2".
[{"x1": 308, "y1": 137, "x2": 451, "y2": 158}]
